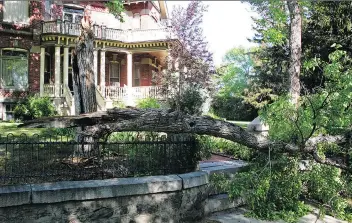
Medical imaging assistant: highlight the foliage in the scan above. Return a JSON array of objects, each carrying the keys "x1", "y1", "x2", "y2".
[
  {"x1": 245, "y1": 1, "x2": 352, "y2": 99},
  {"x1": 168, "y1": 86, "x2": 205, "y2": 115},
  {"x1": 216, "y1": 47, "x2": 256, "y2": 97},
  {"x1": 260, "y1": 49, "x2": 352, "y2": 144},
  {"x1": 156, "y1": 1, "x2": 214, "y2": 113},
  {"x1": 211, "y1": 95, "x2": 257, "y2": 121},
  {"x1": 213, "y1": 154, "x2": 310, "y2": 222},
  {"x1": 113, "y1": 100, "x2": 126, "y2": 108},
  {"x1": 136, "y1": 98, "x2": 161, "y2": 109},
  {"x1": 197, "y1": 135, "x2": 254, "y2": 161},
  {"x1": 13, "y1": 95, "x2": 57, "y2": 121},
  {"x1": 105, "y1": 0, "x2": 125, "y2": 22},
  {"x1": 303, "y1": 164, "x2": 351, "y2": 220},
  {"x1": 212, "y1": 46, "x2": 258, "y2": 120}
]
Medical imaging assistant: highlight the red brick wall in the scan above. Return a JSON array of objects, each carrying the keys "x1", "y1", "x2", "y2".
[{"x1": 29, "y1": 53, "x2": 40, "y2": 92}]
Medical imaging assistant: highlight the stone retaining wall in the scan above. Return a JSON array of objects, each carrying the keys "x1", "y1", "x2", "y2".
[{"x1": 0, "y1": 172, "x2": 210, "y2": 223}]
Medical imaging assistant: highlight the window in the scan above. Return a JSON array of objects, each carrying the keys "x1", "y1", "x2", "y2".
[
  {"x1": 110, "y1": 62, "x2": 120, "y2": 85},
  {"x1": 44, "y1": 0, "x2": 53, "y2": 20},
  {"x1": 4, "y1": 103, "x2": 15, "y2": 121},
  {"x1": 3, "y1": 0, "x2": 29, "y2": 23},
  {"x1": 1, "y1": 49, "x2": 28, "y2": 89},
  {"x1": 134, "y1": 63, "x2": 141, "y2": 86},
  {"x1": 63, "y1": 7, "x2": 84, "y2": 23}
]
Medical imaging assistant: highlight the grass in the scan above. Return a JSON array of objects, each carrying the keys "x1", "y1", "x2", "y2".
[
  {"x1": 0, "y1": 122, "x2": 46, "y2": 137},
  {"x1": 227, "y1": 120, "x2": 249, "y2": 129}
]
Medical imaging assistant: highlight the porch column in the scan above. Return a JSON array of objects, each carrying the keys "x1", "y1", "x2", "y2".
[
  {"x1": 100, "y1": 49, "x2": 106, "y2": 95},
  {"x1": 63, "y1": 46, "x2": 69, "y2": 91},
  {"x1": 126, "y1": 51, "x2": 133, "y2": 105},
  {"x1": 40, "y1": 47, "x2": 45, "y2": 96},
  {"x1": 54, "y1": 45, "x2": 61, "y2": 97},
  {"x1": 93, "y1": 49, "x2": 98, "y2": 86}
]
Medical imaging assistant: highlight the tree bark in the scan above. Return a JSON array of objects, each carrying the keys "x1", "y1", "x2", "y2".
[
  {"x1": 72, "y1": 7, "x2": 97, "y2": 114},
  {"x1": 287, "y1": 0, "x2": 302, "y2": 106}
]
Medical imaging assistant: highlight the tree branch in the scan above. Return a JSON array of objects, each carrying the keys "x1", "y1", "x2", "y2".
[{"x1": 18, "y1": 108, "x2": 350, "y2": 172}]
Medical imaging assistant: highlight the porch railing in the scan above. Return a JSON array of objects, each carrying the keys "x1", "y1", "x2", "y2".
[
  {"x1": 103, "y1": 86, "x2": 164, "y2": 100},
  {"x1": 42, "y1": 20, "x2": 173, "y2": 42},
  {"x1": 43, "y1": 84, "x2": 63, "y2": 97},
  {"x1": 132, "y1": 86, "x2": 163, "y2": 100},
  {"x1": 105, "y1": 86, "x2": 127, "y2": 101}
]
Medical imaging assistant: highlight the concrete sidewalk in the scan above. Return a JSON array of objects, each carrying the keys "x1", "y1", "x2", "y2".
[{"x1": 202, "y1": 208, "x2": 347, "y2": 223}]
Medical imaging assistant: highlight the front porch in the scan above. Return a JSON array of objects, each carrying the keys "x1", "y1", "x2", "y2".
[{"x1": 40, "y1": 43, "x2": 168, "y2": 114}]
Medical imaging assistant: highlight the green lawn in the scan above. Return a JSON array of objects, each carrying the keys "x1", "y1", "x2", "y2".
[{"x1": 0, "y1": 122, "x2": 46, "y2": 137}]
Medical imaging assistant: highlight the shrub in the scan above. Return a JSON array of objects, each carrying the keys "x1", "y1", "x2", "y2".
[
  {"x1": 169, "y1": 87, "x2": 205, "y2": 115},
  {"x1": 14, "y1": 95, "x2": 57, "y2": 121},
  {"x1": 113, "y1": 101, "x2": 126, "y2": 108},
  {"x1": 136, "y1": 98, "x2": 161, "y2": 109},
  {"x1": 211, "y1": 95, "x2": 257, "y2": 121},
  {"x1": 197, "y1": 135, "x2": 254, "y2": 161}
]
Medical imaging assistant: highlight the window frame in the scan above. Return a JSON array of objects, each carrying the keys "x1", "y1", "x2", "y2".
[
  {"x1": 63, "y1": 6, "x2": 84, "y2": 24},
  {"x1": 0, "y1": 48, "x2": 29, "y2": 90},
  {"x1": 109, "y1": 61, "x2": 121, "y2": 85},
  {"x1": 133, "y1": 62, "x2": 141, "y2": 87}
]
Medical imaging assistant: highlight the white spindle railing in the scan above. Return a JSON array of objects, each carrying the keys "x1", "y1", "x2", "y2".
[
  {"x1": 130, "y1": 28, "x2": 172, "y2": 42},
  {"x1": 63, "y1": 85, "x2": 75, "y2": 115},
  {"x1": 42, "y1": 21, "x2": 172, "y2": 42},
  {"x1": 105, "y1": 86, "x2": 127, "y2": 101},
  {"x1": 132, "y1": 86, "x2": 163, "y2": 99},
  {"x1": 43, "y1": 84, "x2": 63, "y2": 97},
  {"x1": 42, "y1": 21, "x2": 59, "y2": 33},
  {"x1": 43, "y1": 84, "x2": 55, "y2": 97},
  {"x1": 62, "y1": 22, "x2": 80, "y2": 36}
]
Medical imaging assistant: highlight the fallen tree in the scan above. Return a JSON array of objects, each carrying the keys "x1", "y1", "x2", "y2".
[{"x1": 19, "y1": 108, "x2": 351, "y2": 172}]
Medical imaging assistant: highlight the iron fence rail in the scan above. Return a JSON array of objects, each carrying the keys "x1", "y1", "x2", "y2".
[{"x1": 0, "y1": 133, "x2": 199, "y2": 186}]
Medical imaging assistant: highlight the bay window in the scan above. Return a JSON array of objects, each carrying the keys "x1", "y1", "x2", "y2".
[{"x1": 1, "y1": 49, "x2": 28, "y2": 89}]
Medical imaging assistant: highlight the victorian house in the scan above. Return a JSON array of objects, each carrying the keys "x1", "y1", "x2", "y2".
[{"x1": 0, "y1": 0, "x2": 172, "y2": 120}]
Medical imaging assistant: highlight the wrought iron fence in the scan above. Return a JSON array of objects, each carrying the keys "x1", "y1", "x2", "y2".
[{"x1": 0, "y1": 133, "x2": 199, "y2": 185}]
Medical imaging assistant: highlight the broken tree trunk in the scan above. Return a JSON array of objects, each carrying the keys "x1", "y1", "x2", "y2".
[
  {"x1": 72, "y1": 7, "x2": 97, "y2": 114},
  {"x1": 19, "y1": 108, "x2": 351, "y2": 172},
  {"x1": 71, "y1": 6, "x2": 97, "y2": 155}
]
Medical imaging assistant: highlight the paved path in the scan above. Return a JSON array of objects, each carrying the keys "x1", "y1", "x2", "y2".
[{"x1": 203, "y1": 208, "x2": 347, "y2": 223}]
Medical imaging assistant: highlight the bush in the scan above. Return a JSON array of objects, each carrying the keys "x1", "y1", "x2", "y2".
[
  {"x1": 212, "y1": 154, "x2": 310, "y2": 222},
  {"x1": 169, "y1": 87, "x2": 205, "y2": 115},
  {"x1": 197, "y1": 135, "x2": 254, "y2": 161},
  {"x1": 136, "y1": 98, "x2": 161, "y2": 109},
  {"x1": 211, "y1": 95, "x2": 257, "y2": 121},
  {"x1": 13, "y1": 95, "x2": 57, "y2": 121}
]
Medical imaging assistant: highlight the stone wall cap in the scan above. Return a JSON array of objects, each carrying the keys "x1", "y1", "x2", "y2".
[
  {"x1": 31, "y1": 175, "x2": 183, "y2": 204},
  {"x1": 178, "y1": 171, "x2": 209, "y2": 189},
  {"x1": 0, "y1": 184, "x2": 31, "y2": 207}
]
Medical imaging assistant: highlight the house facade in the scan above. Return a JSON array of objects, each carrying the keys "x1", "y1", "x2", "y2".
[{"x1": 0, "y1": 0, "x2": 172, "y2": 120}]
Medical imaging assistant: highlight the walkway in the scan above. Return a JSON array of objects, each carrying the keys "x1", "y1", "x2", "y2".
[{"x1": 203, "y1": 208, "x2": 347, "y2": 223}]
